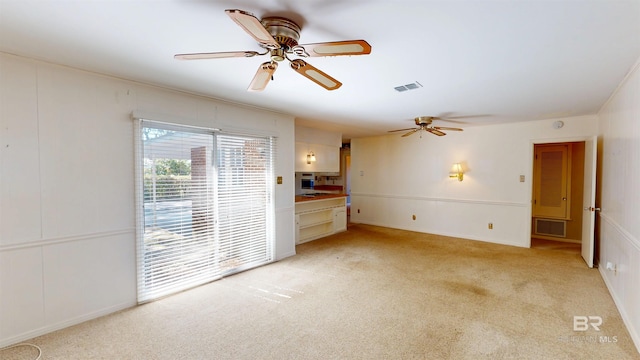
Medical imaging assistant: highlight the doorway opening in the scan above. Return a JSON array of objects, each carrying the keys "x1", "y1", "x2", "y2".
[
  {"x1": 341, "y1": 144, "x2": 351, "y2": 222},
  {"x1": 530, "y1": 141, "x2": 585, "y2": 254}
]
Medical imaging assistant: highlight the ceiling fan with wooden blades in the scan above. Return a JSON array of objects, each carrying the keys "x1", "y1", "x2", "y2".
[
  {"x1": 389, "y1": 116, "x2": 464, "y2": 137},
  {"x1": 174, "y1": 9, "x2": 371, "y2": 91}
]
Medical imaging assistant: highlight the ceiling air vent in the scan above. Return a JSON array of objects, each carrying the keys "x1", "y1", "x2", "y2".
[{"x1": 394, "y1": 81, "x2": 423, "y2": 92}]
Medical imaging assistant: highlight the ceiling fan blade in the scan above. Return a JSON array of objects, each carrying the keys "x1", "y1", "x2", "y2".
[
  {"x1": 225, "y1": 9, "x2": 280, "y2": 49},
  {"x1": 174, "y1": 51, "x2": 261, "y2": 60},
  {"x1": 433, "y1": 126, "x2": 463, "y2": 131},
  {"x1": 248, "y1": 62, "x2": 278, "y2": 92},
  {"x1": 436, "y1": 113, "x2": 489, "y2": 120},
  {"x1": 289, "y1": 59, "x2": 342, "y2": 90},
  {"x1": 433, "y1": 114, "x2": 489, "y2": 125},
  {"x1": 388, "y1": 128, "x2": 416, "y2": 133},
  {"x1": 426, "y1": 128, "x2": 446, "y2": 136},
  {"x1": 297, "y1": 40, "x2": 372, "y2": 57},
  {"x1": 401, "y1": 129, "x2": 419, "y2": 137}
]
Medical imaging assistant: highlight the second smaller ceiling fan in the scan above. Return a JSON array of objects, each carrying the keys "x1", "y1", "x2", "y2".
[{"x1": 389, "y1": 116, "x2": 464, "y2": 137}]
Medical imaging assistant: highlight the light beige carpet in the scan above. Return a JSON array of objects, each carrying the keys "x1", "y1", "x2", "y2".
[{"x1": 3, "y1": 224, "x2": 638, "y2": 359}]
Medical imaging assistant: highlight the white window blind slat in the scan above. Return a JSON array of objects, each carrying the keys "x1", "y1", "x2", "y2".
[{"x1": 136, "y1": 121, "x2": 275, "y2": 303}]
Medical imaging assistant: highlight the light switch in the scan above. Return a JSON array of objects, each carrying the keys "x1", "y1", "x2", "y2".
[
  {"x1": 519, "y1": 175, "x2": 525, "y2": 182},
  {"x1": 276, "y1": 176, "x2": 283, "y2": 184}
]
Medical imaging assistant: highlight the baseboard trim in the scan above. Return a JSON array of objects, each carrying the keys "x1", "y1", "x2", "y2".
[
  {"x1": 0, "y1": 300, "x2": 136, "y2": 348},
  {"x1": 276, "y1": 250, "x2": 297, "y2": 260},
  {"x1": 598, "y1": 266, "x2": 640, "y2": 355},
  {"x1": 532, "y1": 235, "x2": 581, "y2": 244},
  {"x1": 349, "y1": 220, "x2": 528, "y2": 248}
]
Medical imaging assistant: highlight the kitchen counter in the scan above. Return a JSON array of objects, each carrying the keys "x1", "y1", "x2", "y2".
[
  {"x1": 295, "y1": 195, "x2": 347, "y2": 244},
  {"x1": 295, "y1": 193, "x2": 348, "y2": 203}
]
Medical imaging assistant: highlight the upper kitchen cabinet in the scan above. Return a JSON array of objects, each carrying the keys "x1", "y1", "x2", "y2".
[
  {"x1": 295, "y1": 125, "x2": 341, "y2": 173},
  {"x1": 295, "y1": 142, "x2": 340, "y2": 172}
]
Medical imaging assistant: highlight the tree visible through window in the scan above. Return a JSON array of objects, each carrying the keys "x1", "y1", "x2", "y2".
[{"x1": 136, "y1": 121, "x2": 275, "y2": 303}]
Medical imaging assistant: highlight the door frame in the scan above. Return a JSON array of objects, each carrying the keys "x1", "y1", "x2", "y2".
[{"x1": 526, "y1": 136, "x2": 598, "y2": 267}]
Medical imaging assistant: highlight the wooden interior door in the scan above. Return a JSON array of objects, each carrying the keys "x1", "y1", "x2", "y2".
[{"x1": 533, "y1": 144, "x2": 571, "y2": 219}]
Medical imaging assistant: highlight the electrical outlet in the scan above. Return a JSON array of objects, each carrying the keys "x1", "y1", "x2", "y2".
[
  {"x1": 357, "y1": 209, "x2": 360, "y2": 214},
  {"x1": 276, "y1": 176, "x2": 283, "y2": 184},
  {"x1": 519, "y1": 175, "x2": 525, "y2": 182},
  {"x1": 488, "y1": 223, "x2": 493, "y2": 230},
  {"x1": 412, "y1": 214, "x2": 416, "y2": 220}
]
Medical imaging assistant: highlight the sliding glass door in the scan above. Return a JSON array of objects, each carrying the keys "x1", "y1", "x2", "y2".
[{"x1": 136, "y1": 121, "x2": 274, "y2": 303}]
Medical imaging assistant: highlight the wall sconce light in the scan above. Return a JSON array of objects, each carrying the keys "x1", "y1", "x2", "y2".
[
  {"x1": 306, "y1": 151, "x2": 316, "y2": 164},
  {"x1": 449, "y1": 163, "x2": 464, "y2": 181}
]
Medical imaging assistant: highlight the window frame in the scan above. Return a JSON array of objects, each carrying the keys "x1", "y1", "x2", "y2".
[{"x1": 134, "y1": 119, "x2": 276, "y2": 303}]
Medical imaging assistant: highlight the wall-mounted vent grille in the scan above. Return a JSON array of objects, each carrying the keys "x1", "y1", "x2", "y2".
[
  {"x1": 534, "y1": 218, "x2": 566, "y2": 237},
  {"x1": 394, "y1": 81, "x2": 423, "y2": 92}
]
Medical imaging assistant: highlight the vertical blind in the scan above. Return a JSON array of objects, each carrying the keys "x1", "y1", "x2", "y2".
[{"x1": 136, "y1": 120, "x2": 275, "y2": 303}]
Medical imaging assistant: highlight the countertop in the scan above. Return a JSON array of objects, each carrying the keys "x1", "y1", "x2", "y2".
[{"x1": 295, "y1": 193, "x2": 348, "y2": 203}]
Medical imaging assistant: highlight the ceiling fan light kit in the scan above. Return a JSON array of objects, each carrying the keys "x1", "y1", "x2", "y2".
[
  {"x1": 248, "y1": 62, "x2": 278, "y2": 91},
  {"x1": 175, "y1": 9, "x2": 371, "y2": 91}
]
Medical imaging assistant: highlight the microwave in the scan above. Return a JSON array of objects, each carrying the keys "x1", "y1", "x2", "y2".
[
  {"x1": 300, "y1": 173, "x2": 314, "y2": 189},
  {"x1": 301, "y1": 178, "x2": 314, "y2": 189}
]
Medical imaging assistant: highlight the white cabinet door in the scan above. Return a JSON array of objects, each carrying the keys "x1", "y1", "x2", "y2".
[
  {"x1": 316, "y1": 145, "x2": 340, "y2": 173},
  {"x1": 295, "y1": 142, "x2": 340, "y2": 173},
  {"x1": 333, "y1": 207, "x2": 347, "y2": 233}
]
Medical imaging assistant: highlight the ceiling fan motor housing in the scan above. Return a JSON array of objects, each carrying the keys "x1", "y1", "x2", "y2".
[
  {"x1": 415, "y1": 116, "x2": 434, "y2": 126},
  {"x1": 261, "y1": 17, "x2": 301, "y2": 51}
]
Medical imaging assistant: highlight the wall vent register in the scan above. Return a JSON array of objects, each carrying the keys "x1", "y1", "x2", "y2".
[{"x1": 534, "y1": 218, "x2": 566, "y2": 238}]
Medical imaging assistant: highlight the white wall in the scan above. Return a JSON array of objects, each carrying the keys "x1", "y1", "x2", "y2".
[
  {"x1": 0, "y1": 53, "x2": 296, "y2": 346},
  {"x1": 295, "y1": 125, "x2": 341, "y2": 147},
  {"x1": 350, "y1": 115, "x2": 597, "y2": 247},
  {"x1": 597, "y1": 58, "x2": 640, "y2": 352}
]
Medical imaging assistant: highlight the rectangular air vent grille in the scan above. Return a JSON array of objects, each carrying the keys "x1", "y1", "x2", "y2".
[
  {"x1": 534, "y1": 218, "x2": 566, "y2": 237},
  {"x1": 394, "y1": 81, "x2": 423, "y2": 92}
]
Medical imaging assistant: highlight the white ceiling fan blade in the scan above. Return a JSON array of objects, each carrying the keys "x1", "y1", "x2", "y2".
[
  {"x1": 248, "y1": 62, "x2": 278, "y2": 92},
  {"x1": 174, "y1": 51, "x2": 260, "y2": 60},
  {"x1": 298, "y1": 40, "x2": 371, "y2": 57},
  {"x1": 225, "y1": 9, "x2": 280, "y2": 49},
  {"x1": 401, "y1": 129, "x2": 419, "y2": 137},
  {"x1": 290, "y1": 59, "x2": 342, "y2": 91},
  {"x1": 426, "y1": 128, "x2": 446, "y2": 136},
  {"x1": 433, "y1": 126, "x2": 463, "y2": 131}
]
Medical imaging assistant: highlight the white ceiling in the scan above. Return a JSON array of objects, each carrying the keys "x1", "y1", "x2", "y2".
[{"x1": 1, "y1": 0, "x2": 639, "y2": 140}]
